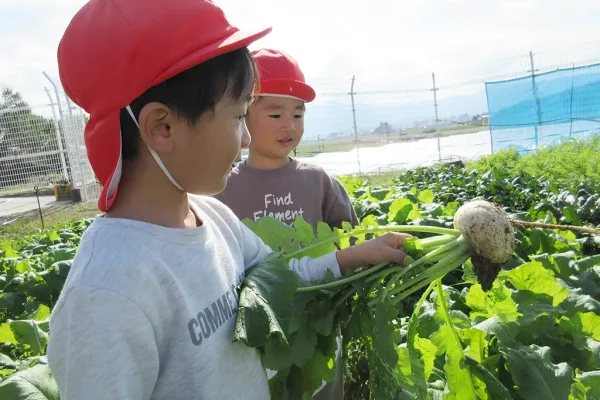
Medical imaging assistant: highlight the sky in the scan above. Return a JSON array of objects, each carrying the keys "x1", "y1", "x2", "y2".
[{"x1": 1, "y1": 0, "x2": 600, "y2": 113}]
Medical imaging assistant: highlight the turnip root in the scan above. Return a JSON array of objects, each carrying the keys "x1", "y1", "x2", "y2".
[
  {"x1": 453, "y1": 200, "x2": 516, "y2": 265},
  {"x1": 294, "y1": 199, "x2": 518, "y2": 302},
  {"x1": 379, "y1": 199, "x2": 517, "y2": 297}
]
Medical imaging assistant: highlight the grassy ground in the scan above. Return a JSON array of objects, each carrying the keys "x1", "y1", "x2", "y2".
[
  {"x1": 0, "y1": 173, "x2": 62, "y2": 197},
  {"x1": 295, "y1": 140, "x2": 381, "y2": 157},
  {"x1": 338, "y1": 134, "x2": 600, "y2": 192},
  {"x1": 0, "y1": 201, "x2": 100, "y2": 242},
  {"x1": 338, "y1": 171, "x2": 400, "y2": 188},
  {"x1": 295, "y1": 124, "x2": 485, "y2": 157}
]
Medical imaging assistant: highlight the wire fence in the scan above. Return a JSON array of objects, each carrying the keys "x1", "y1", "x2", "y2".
[
  {"x1": 486, "y1": 61, "x2": 600, "y2": 154},
  {"x1": 0, "y1": 83, "x2": 100, "y2": 201},
  {"x1": 1, "y1": 43, "x2": 600, "y2": 208},
  {"x1": 0, "y1": 101, "x2": 67, "y2": 193}
]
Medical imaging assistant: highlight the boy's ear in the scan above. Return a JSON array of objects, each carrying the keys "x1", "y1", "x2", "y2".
[{"x1": 137, "y1": 102, "x2": 175, "y2": 153}]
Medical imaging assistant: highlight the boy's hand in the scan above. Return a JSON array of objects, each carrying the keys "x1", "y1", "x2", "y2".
[{"x1": 336, "y1": 232, "x2": 412, "y2": 275}]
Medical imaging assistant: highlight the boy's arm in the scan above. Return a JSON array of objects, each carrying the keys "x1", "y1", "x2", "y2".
[
  {"x1": 238, "y1": 221, "x2": 407, "y2": 280},
  {"x1": 47, "y1": 285, "x2": 159, "y2": 400},
  {"x1": 323, "y1": 178, "x2": 359, "y2": 229},
  {"x1": 239, "y1": 220, "x2": 342, "y2": 281}
]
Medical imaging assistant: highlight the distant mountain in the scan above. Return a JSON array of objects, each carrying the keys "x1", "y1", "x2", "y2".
[{"x1": 303, "y1": 88, "x2": 489, "y2": 139}]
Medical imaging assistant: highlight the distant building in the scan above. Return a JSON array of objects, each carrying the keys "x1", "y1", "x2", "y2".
[
  {"x1": 371, "y1": 121, "x2": 393, "y2": 135},
  {"x1": 472, "y1": 114, "x2": 489, "y2": 126}
]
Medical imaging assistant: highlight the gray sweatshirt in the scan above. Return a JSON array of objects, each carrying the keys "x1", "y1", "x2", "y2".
[{"x1": 46, "y1": 195, "x2": 341, "y2": 400}]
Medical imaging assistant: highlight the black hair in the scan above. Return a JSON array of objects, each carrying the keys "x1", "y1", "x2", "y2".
[
  {"x1": 249, "y1": 95, "x2": 307, "y2": 110},
  {"x1": 119, "y1": 47, "x2": 257, "y2": 159}
]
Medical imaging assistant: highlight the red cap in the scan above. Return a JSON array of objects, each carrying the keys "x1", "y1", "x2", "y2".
[
  {"x1": 252, "y1": 48, "x2": 316, "y2": 103},
  {"x1": 58, "y1": 0, "x2": 271, "y2": 212}
]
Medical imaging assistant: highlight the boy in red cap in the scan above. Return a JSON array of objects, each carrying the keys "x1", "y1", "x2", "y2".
[
  {"x1": 217, "y1": 48, "x2": 355, "y2": 399},
  {"x1": 217, "y1": 48, "x2": 358, "y2": 231},
  {"x1": 47, "y1": 1, "x2": 410, "y2": 399}
]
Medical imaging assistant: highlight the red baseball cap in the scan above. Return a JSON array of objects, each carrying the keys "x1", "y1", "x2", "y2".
[
  {"x1": 252, "y1": 49, "x2": 316, "y2": 103},
  {"x1": 58, "y1": 0, "x2": 271, "y2": 212}
]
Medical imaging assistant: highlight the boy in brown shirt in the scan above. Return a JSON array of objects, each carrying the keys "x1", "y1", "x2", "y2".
[
  {"x1": 217, "y1": 48, "x2": 356, "y2": 399},
  {"x1": 217, "y1": 48, "x2": 358, "y2": 231}
]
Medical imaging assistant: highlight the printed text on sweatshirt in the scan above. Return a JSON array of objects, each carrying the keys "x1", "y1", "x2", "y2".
[{"x1": 217, "y1": 158, "x2": 358, "y2": 229}]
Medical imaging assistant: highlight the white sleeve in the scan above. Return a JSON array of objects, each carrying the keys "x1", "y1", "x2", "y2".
[
  {"x1": 47, "y1": 285, "x2": 159, "y2": 400},
  {"x1": 238, "y1": 222, "x2": 342, "y2": 282}
]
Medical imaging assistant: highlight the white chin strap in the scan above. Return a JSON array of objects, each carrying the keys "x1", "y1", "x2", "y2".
[{"x1": 125, "y1": 106, "x2": 185, "y2": 191}]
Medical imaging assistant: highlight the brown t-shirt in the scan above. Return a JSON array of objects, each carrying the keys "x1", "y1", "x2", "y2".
[{"x1": 216, "y1": 158, "x2": 358, "y2": 230}]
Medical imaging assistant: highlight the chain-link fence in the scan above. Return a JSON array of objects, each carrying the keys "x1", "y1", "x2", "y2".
[
  {"x1": 57, "y1": 97, "x2": 101, "y2": 203},
  {"x1": 0, "y1": 85, "x2": 70, "y2": 193},
  {"x1": 296, "y1": 45, "x2": 600, "y2": 175},
  {"x1": 2, "y1": 44, "x2": 600, "y2": 204},
  {"x1": 0, "y1": 81, "x2": 100, "y2": 202}
]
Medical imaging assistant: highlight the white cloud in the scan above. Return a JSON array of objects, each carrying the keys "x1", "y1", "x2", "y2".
[{"x1": 1, "y1": 0, "x2": 599, "y2": 112}]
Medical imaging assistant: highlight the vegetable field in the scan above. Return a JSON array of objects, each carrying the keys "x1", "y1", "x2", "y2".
[{"x1": 1, "y1": 141, "x2": 600, "y2": 399}]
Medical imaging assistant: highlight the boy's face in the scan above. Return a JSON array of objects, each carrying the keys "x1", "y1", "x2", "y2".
[
  {"x1": 245, "y1": 96, "x2": 305, "y2": 161},
  {"x1": 138, "y1": 92, "x2": 250, "y2": 196}
]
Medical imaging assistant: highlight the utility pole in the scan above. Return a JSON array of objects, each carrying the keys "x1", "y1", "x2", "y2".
[
  {"x1": 528, "y1": 50, "x2": 542, "y2": 149},
  {"x1": 349, "y1": 75, "x2": 362, "y2": 174},
  {"x1": 431, "y1": 72, "x2": 441, "y2": 163}
]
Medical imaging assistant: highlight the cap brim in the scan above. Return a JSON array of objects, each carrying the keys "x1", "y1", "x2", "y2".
[
  {"x1": 259, "y1": 79, "x2": 316, "y2": 103},
  {"x1": 84, "y1": 112, "x2": 121, "y2": 212},
  {"x1": 153, "y1": 26, "x2": 273, "y2": 87}
]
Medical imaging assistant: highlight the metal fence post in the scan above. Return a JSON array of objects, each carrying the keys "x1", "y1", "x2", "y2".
[
  {"x1": 349, "y1": 75, "x2": 362, "y2": 174},
  {"x1": 528, "y1": 51, "x2": 541, "y2": 149},
  {"x1": 43, "y1": 71, "x2": 88, "y2": 202},
  {"x1": 71, "y1": 106, "x2": 90, "y2": 202},
  {"x1": 44, "y1": 87, "x2": 69, "y2": 182},
  {"x1": 569, "y1": 63, "x2": 575, "y2": 137},
  {"x1": 431, "y1": 72, "x2": 441, "y2": 163}
]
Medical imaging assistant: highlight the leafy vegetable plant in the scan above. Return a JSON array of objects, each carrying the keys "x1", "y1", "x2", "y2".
[
  {"x1": 1, "y1": 154, "x2": 599, "y2": 399},
  {"x1": 232, "y1": 200, "x2": 521, "y2": 398},
  {"x1": 234, "y1": 194, "x2": 600, "y2": 399}
]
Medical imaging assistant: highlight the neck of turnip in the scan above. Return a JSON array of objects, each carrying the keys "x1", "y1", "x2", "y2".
[
  {"x1": 294, "y1": 232, "x2": 471, "y2": 301},
  {"x1": 284, "y1": 225, "x2": 461, "y2": 263}
]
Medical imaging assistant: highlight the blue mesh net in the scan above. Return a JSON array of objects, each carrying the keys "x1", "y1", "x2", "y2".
[{"x1": 485, "y1": 63, "x2": 600, "y2": 154}]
